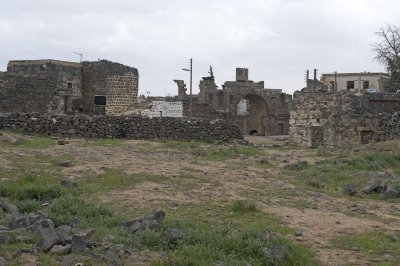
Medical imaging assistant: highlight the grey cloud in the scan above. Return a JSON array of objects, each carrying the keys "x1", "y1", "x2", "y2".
[{"x1": 0, "y1": 0, "x2": 398, "y2": 95}]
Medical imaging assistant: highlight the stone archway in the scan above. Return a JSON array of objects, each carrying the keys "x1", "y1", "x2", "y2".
[{"x1": 236, "y1": 94, "x2": 268, "y2": 136}]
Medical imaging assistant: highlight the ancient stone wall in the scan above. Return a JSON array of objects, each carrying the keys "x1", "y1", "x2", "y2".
[
  {"x1": 290, "y1": 91, "x2": 400, "y2": 147},
  {"x1": 0, "y1": 60, "x2": 83, "y2": 114},
  {"x1": 0, "y1": 113, "x2": 242, "y2": 141},
  {"x1": 0, "y1": 59, "x2": 138, "y2": 116},
  {"x1": 81, "y1": 60, "x2": 138, "y2": 115}
]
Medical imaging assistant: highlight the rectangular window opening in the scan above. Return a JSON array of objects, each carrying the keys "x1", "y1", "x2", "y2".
[{"x1": 347, "y1": 81, "x2": 355, "y2": 90}]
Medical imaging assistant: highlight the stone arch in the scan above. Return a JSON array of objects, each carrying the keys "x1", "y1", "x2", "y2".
[{"x1": 235, "y1": 93, "x2": 268, "y2": 136}]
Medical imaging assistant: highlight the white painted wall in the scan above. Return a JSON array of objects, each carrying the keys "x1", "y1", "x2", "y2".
[
  {"x1": 141, "y1": 101, "x2": 183, "y2": 118},
  {"x1": 321, "y1": 73, "x2": 387, "y2": 92}
]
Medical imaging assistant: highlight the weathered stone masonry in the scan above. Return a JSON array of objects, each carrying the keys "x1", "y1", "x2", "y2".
[
  {"x1": 290, "y1": 91, "x2": 400, "y2": 147},
  {"x1": 0, "y1": 113, "x2": 243, "y2": 141},
  {"x1": 0, "y1": 59, "x2": 138, "y2": 116}
]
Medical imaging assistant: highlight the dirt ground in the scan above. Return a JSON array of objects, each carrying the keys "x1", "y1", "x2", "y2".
[{"x1": 1, "y1": 133, "x2": 400, "y2": 265}]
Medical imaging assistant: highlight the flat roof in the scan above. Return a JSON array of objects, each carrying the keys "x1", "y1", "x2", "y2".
[
  {"x1": 321, "y1": 72, "x2": 389, "y2": 77},
  {"x1": 8, "y1": 59, "x2": 81, "y2": 68}
]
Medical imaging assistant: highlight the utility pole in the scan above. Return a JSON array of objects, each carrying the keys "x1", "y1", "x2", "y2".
[
  {"x1": 334, "y1": 71, "x2": 337, "y2": 91},
  {"x1": 189, "y1": 58, "x2": 192, "y2": 119},
  {"x1": 182, "y1": 58, "x2": 193, "y2": 119}
]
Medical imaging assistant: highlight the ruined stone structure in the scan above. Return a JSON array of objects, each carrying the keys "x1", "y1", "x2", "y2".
[
  {"x1": 175, "y1": 68, "x2": 291, "y2": 136},
  {"x1": 0, "y1": 112, "x2": 242, "y2": 141},
  {"x1": 290, "y1": 91, "x2": 400, "y2": 147},
  {"x1": 0, "y1": 59, "x2": 138, "y2": 115}
]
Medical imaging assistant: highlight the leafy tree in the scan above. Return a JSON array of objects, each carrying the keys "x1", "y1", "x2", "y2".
[{"x1": 372, "y1": 24, "x2": 400, "y2": 92}]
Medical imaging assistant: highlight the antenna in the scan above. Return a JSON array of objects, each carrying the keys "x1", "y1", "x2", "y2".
[{"x1": 73, "y1": 52, "x2": 83, "y2": 63}]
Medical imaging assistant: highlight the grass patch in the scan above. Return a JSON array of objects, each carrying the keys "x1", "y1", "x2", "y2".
[
  {"x1": 0, "y1": 134, "x2": 55, "y2": 149},
  {"x1": 332, "y1": 230, "x2": 400, "y2": 265},
  {"x1": 126, "y1": 202, "x2": 320, "y2": 266},
  {"x1": 86, "y1": 138, "x2": 123, "y2": 147},
  {"x1": 205, "y1": 146, "x2": 261, "y2": 161},
  {"x1": 231, "y1": 199, "x2": 258, "y2": 213},
  {"x1": 46, "y1": 194, "x2": 121, "y2": 228},
  {"x1": 0, "y1": 174, "x2": 63, "y2": 203},
  {"x1": 79, "y1": 169, "x2": 170, "y2": 194}
]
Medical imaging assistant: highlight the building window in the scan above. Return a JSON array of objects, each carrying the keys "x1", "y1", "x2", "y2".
[
  {"x1": 218, "y1": 94, "x2": 224, "y2": 106},
  {"x1": 209, "y1": 93, "x2": 213, "y2": 104},
  {"x1": 229, "y1": 95, "x2": 234, "y2": 104},
  {"x1": 363, "y1": 81, "x2": 370, "y2": 90},
  {"x1": 347, "y1": 81, "x2": 355, "y2": 90},
  {"x1": 67, "y1": 82, "x2": 72, "y2": 89}
]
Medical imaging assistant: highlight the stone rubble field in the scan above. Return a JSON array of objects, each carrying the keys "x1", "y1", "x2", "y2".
[{"x1": 1, "y1": 132, "x2": 400, "y2": 265}]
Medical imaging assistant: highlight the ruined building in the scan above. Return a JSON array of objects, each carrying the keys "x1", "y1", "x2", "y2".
[
  {"x1": 0, "y1": 59, "x2": 138, "y2": 115},
  {"x1": 290, "y1": 91, "x2": 400, "y2": 147},
  {"x1": 175, "y1": 68, "x2": 291, "y2": 136}
]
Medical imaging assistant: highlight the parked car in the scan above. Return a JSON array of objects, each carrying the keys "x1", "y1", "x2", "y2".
[{"x1": 366, "y1": 88, "x2": 378, "y2": 94}]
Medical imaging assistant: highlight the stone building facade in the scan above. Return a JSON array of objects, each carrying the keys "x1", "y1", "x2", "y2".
[
  {"x1": 174, "y1": 68, "x2": 291, "y2": 136},
  {"x1": 290, "y1": 91, "x2": 400, "y2": 147},
  {"x1": 0, "y1": 59, "x2": 138, "y2": 115}
]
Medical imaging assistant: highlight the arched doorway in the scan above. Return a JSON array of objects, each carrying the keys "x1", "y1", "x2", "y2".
[{"x1": 236, "y1": 94, "x2": 268, "y2": 136}]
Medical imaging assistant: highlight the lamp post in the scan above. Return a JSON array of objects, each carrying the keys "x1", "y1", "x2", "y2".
[{"x1": 182, "y1": 58, "x2": 193, "y2": 119}]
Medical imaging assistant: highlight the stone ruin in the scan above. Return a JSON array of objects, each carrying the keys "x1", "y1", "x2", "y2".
[
  {"x1": 1, "y1": 58, "x2": 400, "y2": 146},
  {"x1": 0, "y1": 59, "x2": 138, "y2": 115},
  {"x1": 290, "y1": 91, "x2": 400, "y2": 147},
  {"x1": 174, "y1": 67, "x2": 292, "y2": 136}
]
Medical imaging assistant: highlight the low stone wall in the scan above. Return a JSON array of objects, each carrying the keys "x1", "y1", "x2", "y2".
[
  {"x1": 290, "y1": 91, "x2": 400, "y2": 147},
  {"x1": 0, "y1": 113, "x2": 243, "y2": 141}
]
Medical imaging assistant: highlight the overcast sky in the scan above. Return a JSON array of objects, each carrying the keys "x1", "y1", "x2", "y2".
[{"x1": 1, "y1": 0, "x2": 399, "y2": 95}]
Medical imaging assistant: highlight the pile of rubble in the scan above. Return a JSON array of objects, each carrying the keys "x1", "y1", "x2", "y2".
[{"x1": 0, "y1": 196, "x2": 167, "y2": 265}]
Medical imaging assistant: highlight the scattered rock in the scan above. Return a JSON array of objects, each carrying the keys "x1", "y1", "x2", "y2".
[
  {"x1": 264, "y1": 245, "x2": 288, "y2": 263},
  {"x1": 60, "y1": 255, "x2": 76, "y2": 266},
  {"x1": 10, "y1": 214, "x2": 30, "y2": 229},
  {"x1": 294, "y1": 230, "x2": 303, "y2": 237},
  {"x1": 350, "y1": 206, "x2": 368, "y2": 215},
  {"x1": 50, "y1": 244, "x2": 71, "y2": 255},
  {"x1": 31, "y1": 219, "x2": 59, "y2": 252},
  {"x1": 380, "y1": 184, "x2": 399, "y2": 199},
  {"x1": 60, "y1": 179, "x2": 77, "y2": 187},
  {"x1": 286, "y1": 161, "x2": 308, "y2": 170},
  {"x1": 342, "y1": 184, "x2": 357, "y2": 196},
  {"x1": 121, "y1": 210, "x2": 165, "y2": 233},
  {"x1": 161, "y1": 228, "x2": 182, "y2": 243},
  {"x1": 0, "y1": 197, "x2": 20, "y2": 218},
  {"x1": 56, "y1": 225, "x2": 72, "y2": 244},
  {"x1": 71, "y1": 235, "x2": 86, "y2": 253},
  {"x1": 75, "y1": 228, "x2": 96, "y2": 240},
  {"x1": 59, "y1": 160, "x2": 73, "y2": 167},
  {"x1": 69, "y1": 217, "x2": 81, "y2": 228},
  {"x1": 28, "y1": 212, "x2": 48, "y2": 224},
  {"x1": 0, "y1": 231, "x2": 12, "y2": 243},
  {"x1": 362, "y1": 178, "x2": 383, "y2": 193}
]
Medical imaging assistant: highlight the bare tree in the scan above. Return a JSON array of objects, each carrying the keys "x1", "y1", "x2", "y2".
[{"x1": 373, "y1": 24, "x2": 400, "y2": 92}]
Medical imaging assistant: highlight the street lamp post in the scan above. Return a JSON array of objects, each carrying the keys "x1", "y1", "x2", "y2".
[{"x1": 182, "y1": 58, "x2": 193, "y2": 119}]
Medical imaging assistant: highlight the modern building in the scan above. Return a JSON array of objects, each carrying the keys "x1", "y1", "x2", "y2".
[{"x1": 320, "y1": 72, "x2": 389, "y2": 93}]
